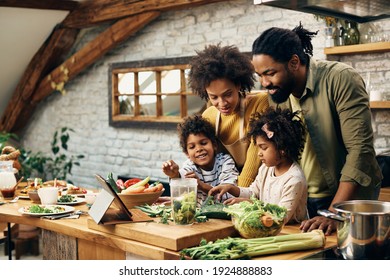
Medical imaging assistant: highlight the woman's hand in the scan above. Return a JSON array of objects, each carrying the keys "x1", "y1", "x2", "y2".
[
  {"x1": 162, "y1": 160, "x2": 180, "y2": 178},
  {"x1": 299, "y1": 216, "x2": 337, "y2": 236}
]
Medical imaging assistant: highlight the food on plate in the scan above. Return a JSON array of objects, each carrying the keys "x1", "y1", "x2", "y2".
[
  {"x1": 67, "y1": 185, "x2": 87, "y2": 195},
  {"x1": 43, "y1": 179, "x2": 67, "y2": 188},
  {"x1": 20, "y1": 178, "x2": 43, "y2": 195},
  {"x1": 24, "y1": 205, "x2": 66, "y2": 214},
  {"x1": 58, "y1": 194, "x2": 75, "y2": 203},
  {"x1": 223, "y1": 198, "x2": 287, "y2": 238}
]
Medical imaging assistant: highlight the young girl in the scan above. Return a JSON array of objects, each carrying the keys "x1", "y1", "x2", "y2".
[
  {"x1": 162, "y1": 115, "x2": 239, "y2": 207},
  {"x1": 209, "y1": 107, "x2": 308, "y2": 224}
]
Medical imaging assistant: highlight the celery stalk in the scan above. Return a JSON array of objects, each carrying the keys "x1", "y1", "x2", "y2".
[{"x1": 180, "y1": 230, "x2": 325, "y2": 260}]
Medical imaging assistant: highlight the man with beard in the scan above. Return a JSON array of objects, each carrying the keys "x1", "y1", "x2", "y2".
[{"x1": 251, "y1": 23, "x2": 382, "y2": 235}]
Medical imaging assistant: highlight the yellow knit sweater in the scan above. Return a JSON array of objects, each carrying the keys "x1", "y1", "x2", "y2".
[{"x1": 202, "y1": 92, "x2": 269, "y2": 187}]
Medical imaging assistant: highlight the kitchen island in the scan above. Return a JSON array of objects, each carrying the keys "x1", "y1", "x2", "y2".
[{"x1": 0, "y1": 198, "x2": 338, "y2": 260}]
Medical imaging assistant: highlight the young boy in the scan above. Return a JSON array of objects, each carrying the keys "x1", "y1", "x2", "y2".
[
  {"x1": 210, "y1": 108, "x2": 308, "y2": 224},
  {"x1": 162, "y1": 115, "x2": 239, "y2": 207}
]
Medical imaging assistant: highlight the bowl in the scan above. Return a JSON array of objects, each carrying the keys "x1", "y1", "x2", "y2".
[
  {"x1": 118, "y1": 189, "x2": 164, "y2": 209},
  {"x1": 231, "y1": 215, "x2": 284, "y2": 239},
  {"x1": 28, "y1": 191, "x2": 41, "y2": 204}
]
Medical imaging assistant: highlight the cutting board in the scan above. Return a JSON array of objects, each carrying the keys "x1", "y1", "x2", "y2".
[{"x1": 87, "y1": 217, "x2": 238, "y2": 251}]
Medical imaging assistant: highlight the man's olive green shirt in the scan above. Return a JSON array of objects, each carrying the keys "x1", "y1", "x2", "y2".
[{"x1": 272, "y1": 59, "x2": 382, "y2": 199}]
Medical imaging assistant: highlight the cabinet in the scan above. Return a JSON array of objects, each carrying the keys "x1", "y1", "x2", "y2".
[{"x1": 324, "y1": 42, "x2": 390, "y2": 109}]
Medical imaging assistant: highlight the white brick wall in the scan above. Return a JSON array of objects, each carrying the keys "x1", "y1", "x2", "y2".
[{"x1": 21, "y1": 0, "x2": 390, "y2": 188}]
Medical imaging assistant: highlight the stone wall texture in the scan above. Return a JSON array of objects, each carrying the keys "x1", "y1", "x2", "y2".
[{"x1": 21, "y1": 0, "x2": 390, "y2": 188}]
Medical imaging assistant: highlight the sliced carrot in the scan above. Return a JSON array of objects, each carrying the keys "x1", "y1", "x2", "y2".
[
  {"x1": 122, "y1": 185, "x2": 145, "y2": 194},
  {"x1": 143, "y1": 186, "x2": 158, "y2": 193},
  {"x1": 261, "y1": 215, "x2": 274, "y2": 227},
  {"x1": 155, "y1": 183, "x2": 163, "y2": 191}
]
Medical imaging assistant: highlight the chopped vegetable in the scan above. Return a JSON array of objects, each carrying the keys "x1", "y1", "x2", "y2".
[
  {"x1": 223, "y1": 197, "x2": 287, "y2": 238},
  {"x1": 27, "y1": 205, "x2": 65, "y2": 214},
  {"x1": 172, "y1": 191, "x2": 197, "y2": 225},
  {"x1": 180, "y1": 230, "x2": 326, "y2": 260},
  {"x1": 58, "y1": 194, "x2": 75, "y2": 203},
  {"x1": 197, "y1": 196, "x2": 230, "y2": 220},
  {"x1": 135, "y1": 204, "x2": 172, "y2": 224}
]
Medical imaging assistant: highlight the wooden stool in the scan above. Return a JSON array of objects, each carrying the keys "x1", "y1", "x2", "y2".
[{"x1": 4, "y1": 224, "x2": 40, "y2": 259}]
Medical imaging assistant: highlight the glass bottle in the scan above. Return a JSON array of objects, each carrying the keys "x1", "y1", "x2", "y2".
[{"x1": 343, "y1": 20, "x2": 360, "y2": 45}]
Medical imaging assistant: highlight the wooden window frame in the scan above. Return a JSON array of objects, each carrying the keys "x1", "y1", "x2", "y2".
[{"x1": 109, "y1": 56, "x2": 205, "y2": 129}]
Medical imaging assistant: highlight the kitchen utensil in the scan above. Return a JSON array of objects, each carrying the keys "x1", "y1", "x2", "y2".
[
  {"x1": 318, "y1": 200, "x2": 390, "y2": 260},
  {"x1": 118, "y1": 189, "x2": 164, "y2": 209}
]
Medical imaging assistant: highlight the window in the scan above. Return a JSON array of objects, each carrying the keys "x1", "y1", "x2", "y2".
[{"x1": 109, "y1": 56, "x2": 206, "y2": 129}]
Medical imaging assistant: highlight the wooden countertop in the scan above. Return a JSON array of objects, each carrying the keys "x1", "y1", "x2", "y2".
[{"x1": 0, "y1": 195, "x2": 337, "y2": 260}]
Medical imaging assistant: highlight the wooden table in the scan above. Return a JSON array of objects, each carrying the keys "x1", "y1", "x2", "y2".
[{"x1": 0, "y1": 198, "x2": 337, "y2": 260}]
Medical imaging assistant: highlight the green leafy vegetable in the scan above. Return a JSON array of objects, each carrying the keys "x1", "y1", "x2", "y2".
[
  {"x1": 180, "y1": 230, "x2": 325, "y2": 260},
  {"x1": 58, "y1": 194, "x2": 75, "y2": 203},
  {"x1": 107, "y1": 172, "x2": 120, "y2": 193},
  {"x1": 197, "y1": 196, "x2": 230, "y2": 220},
  {"x1": 172, "y1": 191, "x2": 197, "y2": 225},
  {"x1": 27, "y1": 205, "x2": 65, "y2": 214},
  {"x1": 135, "y1": 204, "x2": 172, "y2": 224},
  {"x1": 223, "y1": 197, "x2": 287, "y2": 238}
]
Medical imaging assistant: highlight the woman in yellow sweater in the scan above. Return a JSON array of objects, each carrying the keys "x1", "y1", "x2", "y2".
[{"x1": 188, "y1": 44, "x2": 269, "y2": 187}]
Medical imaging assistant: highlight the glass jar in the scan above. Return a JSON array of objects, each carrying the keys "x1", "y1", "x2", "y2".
[
  {"x1": 0, "y1": 161, "x2": 17, "y2": 198},
  {"x1": 343, "y1": 20, "x2": 360, "y2": 45}
]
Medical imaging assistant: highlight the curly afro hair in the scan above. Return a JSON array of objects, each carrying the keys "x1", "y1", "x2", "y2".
[
  {"x1": 188, "y1": 43, "x2": 256, "y2": 100},
  {"x1": 247, "y1": 107, "x2": 306, "y2": 162},
  {"x1": 177, "y1": 114, "x2": 217, "y2": 153}
]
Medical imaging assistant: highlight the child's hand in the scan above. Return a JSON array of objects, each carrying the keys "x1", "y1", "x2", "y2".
[
  {"x1": 223, "y1": 197, "x2": 250, "y2": 205},
  {"x1": 184, "y1": 171, "x2": 202, "y2": 186},
  {"x1": 209, "y1": 184, "x2": 231, "y2": 201},
  {"x1": 162, "y1": 160, "x2": 179, "y2": 178}
]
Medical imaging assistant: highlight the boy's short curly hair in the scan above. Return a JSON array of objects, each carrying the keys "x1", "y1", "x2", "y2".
[
  {"x1": 248, "y1": 108, "x2": 306, "y2": 162},
  {"x1": 188, "y1": 43, "x2": 256, "y2": 100},
  {"x1": 177, "y1": 114, "x2": 217, "y2": 153}
]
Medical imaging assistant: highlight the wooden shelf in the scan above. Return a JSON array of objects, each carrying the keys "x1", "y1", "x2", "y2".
[
  {"x1": 370, "y1": 101, "x2": 390, "y2": 109},
  {"x1": 324, "y1": 42, "x2": 390, "y2": 55}
]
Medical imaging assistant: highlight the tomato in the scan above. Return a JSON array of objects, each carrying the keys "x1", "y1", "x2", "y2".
[{"x1": 124, "y1": 178, "x2": 147, "y2": 188}]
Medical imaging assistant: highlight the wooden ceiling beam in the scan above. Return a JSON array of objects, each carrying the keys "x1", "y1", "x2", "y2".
[
  {"x1": 31, "y1": 11, "x2": 160, "y2": 106},
  {"x1": 62, "y1": 0, "x2": 228, "y2": 28},
  {"x1": 0, "y1": 26, "x2": 80, "y2": 132},
  {"x1": 0, "y1": 0, "x2": 79, "y2": 11}
]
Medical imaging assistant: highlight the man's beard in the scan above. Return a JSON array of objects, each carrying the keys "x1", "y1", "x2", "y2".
[
  {"x1": 269, "y1": 87, "x2": 291, "y2": 104},
  {"x1": 268, "y1": 72, "x2": 295, "y2": 104}
]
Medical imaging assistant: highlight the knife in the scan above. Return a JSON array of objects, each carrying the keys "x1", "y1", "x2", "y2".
[{"x1": 41, "y1": 210, "x2": 83, "y2": 220}]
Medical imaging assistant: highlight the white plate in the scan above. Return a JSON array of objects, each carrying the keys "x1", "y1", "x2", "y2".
[
  {"x1": 57, "y1": 197, "x2": 85, "y2": 205},
  {"x1": 18, "y1": 205, "x2": 75, "y2": 216},
  {"x1": 18, "y1": 195, "x2": 30, "y2": 199}
]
